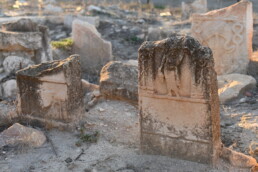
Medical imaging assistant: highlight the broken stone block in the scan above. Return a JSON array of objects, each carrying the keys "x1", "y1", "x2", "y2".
[
  {"x1": 16, "y1": 55, "x2": 84, "y2": 124},
  {"x1": 72, "y1": 19, "x2": 112, "y2": 82},
  {"x1": 218, "y1": 74, "x2": 256, "y2": 104},
  {"x1": 0, "y1": 123, "x2": 46, "y2": 148},
  {"x1": 138, "y1": 35, "x2": 221, "y2": 164},
  {"x1": 100, "y1": 61, "x2": 138, "y2": 104},
  {"x1": 3, "y1": 56, "x2": 34, "y2": 74},
  {"x1": 0, "y1": 19, "x2": 53, "y2": 66},
  {"x1": 191, "y1": 1, "x2": 253, "y2": 75}
]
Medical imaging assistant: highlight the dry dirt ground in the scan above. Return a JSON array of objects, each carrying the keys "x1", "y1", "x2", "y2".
[{"x1": 0, "y1": 99, "x2": 256, "y2": 172}]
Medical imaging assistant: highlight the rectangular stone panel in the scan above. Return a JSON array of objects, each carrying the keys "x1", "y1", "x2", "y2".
[
  {"x1": 191, "y1": 1, "x2": 253, "y2": 75},
  {"x1": 138, "y1": 35, "x2": 221, "y2": 164}
]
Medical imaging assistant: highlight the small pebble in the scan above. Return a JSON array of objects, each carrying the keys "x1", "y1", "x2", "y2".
[
  {"x1": 65, "y1": 157, "x2": 73, "y2": 163},
  {"x1": 99, "y1": 108, "x2": 105, "y2": 112},
  {"x1": 239, "y1": 97, "x2": 247, "y2": 103}
]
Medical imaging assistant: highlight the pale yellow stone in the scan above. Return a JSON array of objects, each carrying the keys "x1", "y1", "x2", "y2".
[{"x1": 191, "y1": 1, "x2": 253, "y2": 75}]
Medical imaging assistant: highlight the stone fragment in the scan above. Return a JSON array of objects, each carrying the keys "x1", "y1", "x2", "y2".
[
  {"x1": 182, "y1": 0, "x2": 207, "y2": 19},
  {"x1": 100, "y1": 61, "x2": 138, "y2": 104},
  {"x1": 72, "y1": 20, "x2": 112, "y2": 81},
  {"x1": 16, "y1": 55, "x2": 84, "y2": 124},
  {"x1": 221, "y1": 147, "x2": 257, "y2": 168},
  {"x1": 44, "y1": 4, "x2": 63, "y2": 13},
  {"x1": 218, "y1": 74, "x2": 256, "y2": 104},
  {"x1": 64, "y1": 15, "x2": 100, "y2": 29},
  {"x1": 191, "y1": 1, "x2": 253, "y2": 75},
  {"x1": 0, "y1": 19, "x2": 53, "y2": 64},
  {"x1": 138, "y1": 35, "x2": 221, "y2": 164},
  {"x1": 0, "y1": 123, "x2": 46, "y2": 147},
  {"x1": 3, "y1": 56, "x2": 34, "y2": 74},
  {"x1": 81, "y1": 79, "x2": 99, "y2": 92},
  {"x1": 2, "y1": 79, "x2": 17, "y2": 98}
]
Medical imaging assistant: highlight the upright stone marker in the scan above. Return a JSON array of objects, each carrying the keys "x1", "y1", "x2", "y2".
[
  {"x1": 138, "y1": 35, "x2": 221, "y2": 164},
  {"x1": 191, "y1": 1, "x2": 253, "y2": 75},
  {"x1": 72, "y1": 19, "x2": 112, "y2": 82},
  {"x1": 16, "y1": 55, "x2": 84, "y2": 124}
]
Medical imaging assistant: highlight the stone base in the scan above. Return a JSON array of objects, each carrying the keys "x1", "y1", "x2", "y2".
[{"x1": 141, "y1": 132, "x2": 218, "y2": 164}]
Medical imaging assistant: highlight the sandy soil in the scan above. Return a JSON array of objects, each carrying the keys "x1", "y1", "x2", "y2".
[{"x1": 0, "y1": 100, "x2": 254, "y2": 172}]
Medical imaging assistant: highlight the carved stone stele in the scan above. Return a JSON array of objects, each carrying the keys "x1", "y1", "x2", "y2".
[
  {"x1": 191, "y1": 1, "x2": 253, "y2": 75},
  {"x1": 16, "y1": 55, "x2": 84, "y2": 124},
  {"x1": 138, "y1": 35, "x2": 221, "y2": 164}
]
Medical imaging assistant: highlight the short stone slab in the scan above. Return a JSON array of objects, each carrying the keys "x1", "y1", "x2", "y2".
[
  {"x1": 16, "y1": 55, "x2": 84, "y2": 124},
  {"x1": 138, "y1": 35, "x2": 221, "y2": 164}
]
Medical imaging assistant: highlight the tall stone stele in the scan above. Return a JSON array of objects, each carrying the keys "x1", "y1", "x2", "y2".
[
  {"x1": 72, "y1": 19, "x2": 112, "y2": 82},
  {"x1": 16, "y1": 55, "x2": 84, "y2": 124},
  {"x1": 191, "y1": 1, "x2": 253, "y2": 75},
  {"x1": 138, "y1": 35, "x2": 221, "y2": 164}
]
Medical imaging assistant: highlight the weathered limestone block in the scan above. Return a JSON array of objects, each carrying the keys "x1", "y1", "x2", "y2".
[
  {"x1": 72, "y1": 19, "x2": 112, "y2": 81},
  {"x1": 100, "y1": 61, "x2": 138, "y2": 104},
  {"x1": 191, "y1": 1, "x2": 253, "y2": 75},
  {"x1": 138, "y1": 35, "x2": 221, "y2": 164},
  {"x1": 218, "y1": 74, "x2": 256, "y2": 104},
  {"x1": 16, "y1": 55, "x2": 84, "y2": 124},
  {"x1": 0, "y1": 18, "x2": 53, "y2": 65}
]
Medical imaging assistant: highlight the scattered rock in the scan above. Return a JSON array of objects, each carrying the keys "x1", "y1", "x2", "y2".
[
  {"x1": 99, "y1": 108, "x2": 105, "y2": 112},
  {"x1": 44, "y1": 4, "x2": 63, "y2": 13},
  {"x1": 221, "y1": 147, "x2": 257, "y2": 168},
  {"x1": 0, "y1": 123, "x2": 46, "y2": 148},
  {"x1": 218, "y1": 74, "x2": 256, "y2": 104},
  {"x1": 87, "y1": 5, "x2": 103, "y2": 13},
  {"x1": 239, "y1": 97, "x2": 247, "y2": 103},
  {"x1": 3, "y1": 56, "x2": 34, "y2": 74},
  {"x1": 53, "y1": 32, "x2": 67, "y2": 40},
  {"x1": 65, "y1": 157, "x2": 73, "y2": 163},
  {"x1": 1, "y1": 79, "x2": 17, "y2": 98},
  {"x1": 100, "y1": 61, "x2": 138, "y2": 104}
]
